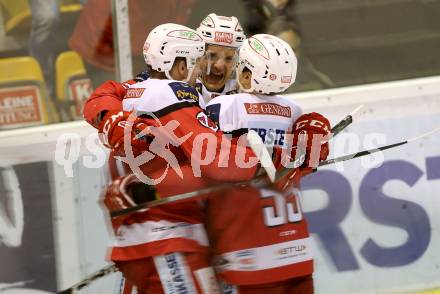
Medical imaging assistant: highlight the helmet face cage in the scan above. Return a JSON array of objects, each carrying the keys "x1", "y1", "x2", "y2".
[
  {"x1": 143, "y1": 23, "x2": 205, "y2": 81},
  {"x1": 203, "y1": 47, "x2": 239, "y2": 75},
  {"x1": 236, "y1": 34, "x2": 298, "y2": 94}
]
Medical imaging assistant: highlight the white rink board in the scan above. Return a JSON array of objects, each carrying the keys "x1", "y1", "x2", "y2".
[
  {"x1": 286, "y1": 77, "x2": 440, "y2": 294},
  {"x1": 0, "y1": 76, "x2": 439, "y2": 293}
]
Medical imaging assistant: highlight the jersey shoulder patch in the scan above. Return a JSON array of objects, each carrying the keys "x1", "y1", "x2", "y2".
[
  {"x1": 168, "y1": 81, "x2": 200, "y2": 103},
  {"x1": 205, "y1": 103, "x2": 221, "y2": 124}
]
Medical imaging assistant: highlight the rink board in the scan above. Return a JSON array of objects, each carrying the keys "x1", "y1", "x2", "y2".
[{"x1": 0, "y1": 76, "x2": 439, "y2": 293}]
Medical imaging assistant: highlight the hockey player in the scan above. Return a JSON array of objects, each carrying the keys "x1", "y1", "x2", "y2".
[
  {"x1": 204, "y1": 34, "x2": 331, "y2": 293},
  {"x1": 195, "y1": 13, "x2": 245, "y2": 104},
  {"x1": 83, "y1": 13, "x2": 246, "y2": 128},
  {"x1": 96, "y1": 23, "x2": 267, "y2": 293},
  {"x1": 152, "y1": 34, "x2": 331, "y2": 293}
]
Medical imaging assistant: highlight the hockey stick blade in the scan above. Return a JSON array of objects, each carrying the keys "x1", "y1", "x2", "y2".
[
  {"x1": 330, "y1": 104, "x2": 364, "y2": 139},
  {"x1": 319, "y1": 126, "x2": 440, "y2": 167},
  {"x1": 56, "y1": 264, "x2": 118, "y2": 294}
]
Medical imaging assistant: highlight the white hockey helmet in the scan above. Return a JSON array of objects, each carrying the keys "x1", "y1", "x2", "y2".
[
  {"x1": 237, "y1": 34, "x2": 297, "y2": 94},
  {"x1": 143, "y1": 23, "x2": 205, "y2": 80},
  {"x1": 196, "y1": 13, "x2": 246, "y2": 48}
]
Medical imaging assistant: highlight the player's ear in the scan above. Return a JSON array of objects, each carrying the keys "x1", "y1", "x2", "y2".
[
  {"x1": 176, "y1": 58, "x2": 187, "y2": 76},
  {"x1": 170, "y1": 57, "x2": 188, "y2": 80},
  {"x1": 239, "y1": 68, "x2": 252, "y2": 89}
]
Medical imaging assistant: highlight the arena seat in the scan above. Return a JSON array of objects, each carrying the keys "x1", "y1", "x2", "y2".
[
  {"x1": 55, "y1": 50, "x2": 93, "y2": 120},
  {"x1": 0, "y1": 56, "x2": 50, "y2": 129},
  {"x1": 0, "y1": 0, "x2": 82, "y2": 33}
]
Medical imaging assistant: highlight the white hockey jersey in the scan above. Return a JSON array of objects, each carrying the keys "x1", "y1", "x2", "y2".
[
  {"x1": 123, "y1": 78, "x2": 203, "y2": 114},
  {"x1": 206, "y1": 92, "x2": 302, "y2": 147},
  {"x1": 109, "y1": 78, "x2": 259, "y2": 261}
]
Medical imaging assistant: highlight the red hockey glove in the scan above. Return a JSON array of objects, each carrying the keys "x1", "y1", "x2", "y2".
[
  {"x1": 292, "y1": 112, "x2": 331, "y2": 169},
  {"x1": 102, "y1": 174, "x2": 158, "y2": 224},
  {"x1": 98, "y1": 110, "x2": 157, "y2": 152}
]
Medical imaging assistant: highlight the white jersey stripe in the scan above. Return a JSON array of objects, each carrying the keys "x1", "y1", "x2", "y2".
[
  {"x1": 112, "y1": 221, "x2": 209, "y2": 248},
  {"x1": 217, "y1": 237, "x2": 313, "y2": 272},
  {"x1": 154, "y1": 253, "x2": 197, "y2": 294}
]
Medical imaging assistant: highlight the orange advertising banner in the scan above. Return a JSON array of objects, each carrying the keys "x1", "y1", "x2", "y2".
[{"x1": 0, "y1": 86, "x2": 44, "y2": 128}]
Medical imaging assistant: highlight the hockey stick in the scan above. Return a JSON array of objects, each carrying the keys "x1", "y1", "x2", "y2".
[
  {"x1": 318, "y1": 126, "x2": 440, "y2": 168},
  {"x1": 112, "y1": 105, "x2": 364, "y2": 218},
  {"x1": 250, "y1": 105, "x2": 365, "y2": 182},
  {"x1": 56, "y1": 264, "x2": 118, "y2": 294}
]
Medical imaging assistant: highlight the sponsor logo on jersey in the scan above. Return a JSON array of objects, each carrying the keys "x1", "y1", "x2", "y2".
[
  {"x1": 275, "y1": 244, "x2": 308, "y2": 261},
  {"x1": 281, "y1": 76, "x2": 292, "y2": 83},
  {"x1": 269, "y1": 74, "x2": 277, "y2": 80},
  {"x1": 151, "y1": 223, "x2": 191, "y2": 233},
  {"x1": 125, "y1": 88, "x2": 145, "y2": 98},
  {"x1": 276, "y1": 244, "x2": 307, "y2": 255},
  {"x1": 279, "y1": 229, "x2": 297, "y2": 237},
  {"x1": 196, "y1": 111, "x2": 219, "y2": 131},
  {"x1": 168, "y1": 82, "x2": 199, "y2": 102},
  {"x1": 244, "y1": 103, "x2": 291, "y2": 118},
  {"x1": 163, "y1": 253, "x2": 193, "y2": 293},
  {"x1": 215, "y1": 31, "x2": 234, "y2": 44},
  {"x1": 250, "y1": 127, "x2": 286, "y2": 146},
  {"x1": 235, "y1": 250, "x2": 257, "y2": 269}
]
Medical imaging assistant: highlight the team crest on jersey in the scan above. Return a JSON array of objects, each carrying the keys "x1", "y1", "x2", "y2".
[
  {"x1": 244, "y1": 103, "x2": 291, "y2": 118},
  {"x1": 168, "y1": 82, "x2": 199, "y2": 102},
  {"x1": 196, "y1": 111, "x2": 218, "y2": 131},
  {"x1": 125, "y1": 88, "x2": 145, "y2": 98}
]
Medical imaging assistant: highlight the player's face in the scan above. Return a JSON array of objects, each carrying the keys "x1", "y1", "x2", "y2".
[{"x1": 199, "y1": 44, "x2": 237, "y2": 92}]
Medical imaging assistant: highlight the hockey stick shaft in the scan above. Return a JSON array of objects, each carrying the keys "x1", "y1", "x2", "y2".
[
  {"x1": 56, "y1": 264, "x2": 118, "y2": 294},
  {"x1": 318, "y1": 141, "x2": 406, "y2": 167},
  {"x1": 318, "y1": 126, "x2": 440, "y2": 167}
]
